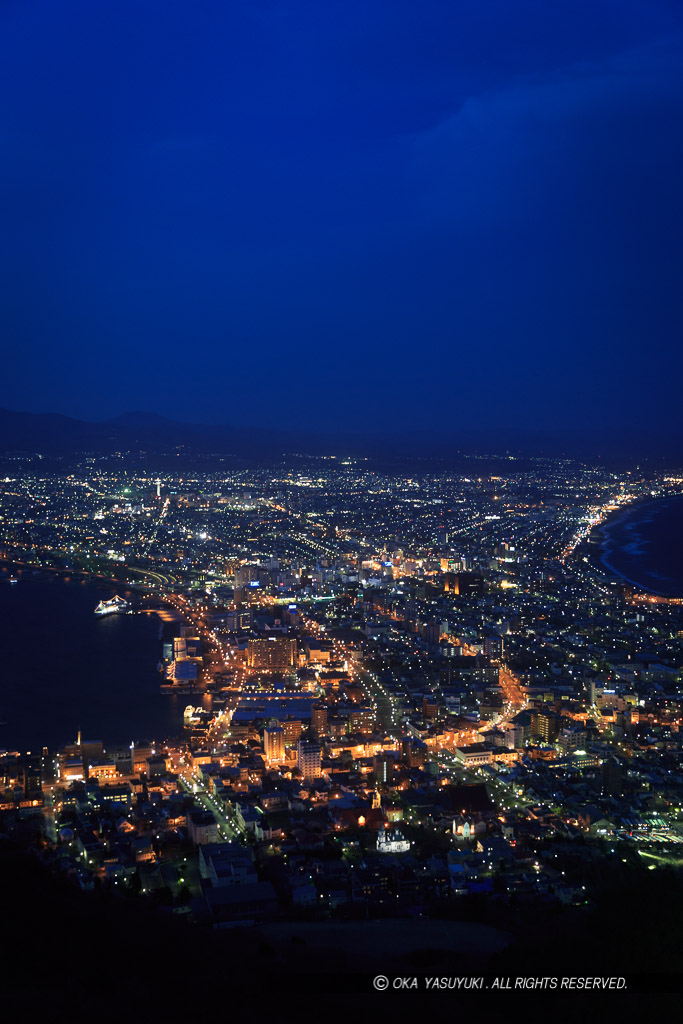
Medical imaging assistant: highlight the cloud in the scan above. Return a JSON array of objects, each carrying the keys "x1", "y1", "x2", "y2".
[{"x1": 404, "y1": 32, "x2": 683, "y2": 225}]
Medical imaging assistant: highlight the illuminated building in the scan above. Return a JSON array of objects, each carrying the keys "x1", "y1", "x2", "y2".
[
  {"x1": 188, "y1": 810, "x2": 219, "y2": 845},
  {"x1": 377, "y1": 827, "x2": 410, "y2": 854},
  {"x1": 401, "y1": 738, "x2": 426, "y2": 768},
  {"x1": 226, "y1": 607, "x2": 253, "y2": 631},
  {"x1": 247, "y1": 637, "x2": 297, "y2": 670},
  {"x1": 60, "y1": 758, "x2": 84, "y2": 782},
  {"x1": 444, "y1": 573, "x2": 484, "y2": 597},
  {"x1": 483, "y1": 635, "x2": 504, "y2": 661},
  {"x1": 297, "y1": 739, "x2": 321, "y2": 781},
  {"x1": 282, "y1": 718, "x2": 303, "y2": 745},
  {"x1": 311, "y1": 704, "x2": 328, "y2": 737},
  {"x1": 373, "y1": 752, "x2": 395, "y2": 783},
  {"x1": 422, "y1": 696, "x2": 439, "y2": 721},
  {"x1": 349, "y1": 707, "x2": 375, "y2": 735},
  {"x1": 87, "y1": 759, "x2": 119, "y2": 781},
  {"x1": 531, "y1": 710, "x2": 560, "y2": 743},
  {"x1": 234, "y1": 564, "x2": 261, "y2": 588},
  {"x1": 305, "y1": 638, "x2": 333, "y2": 663},
  {"x1": 22, "y1": 756, "x2": 42, "y2": 799},
  {"x1": 264, "y1": 725, "x2": 285, "y2": 763},
  {"x1": 453, "y1": 744, "x2": 494, "y2": 768}
]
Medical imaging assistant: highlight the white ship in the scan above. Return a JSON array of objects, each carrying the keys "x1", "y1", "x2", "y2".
[
  {"x1": 94, "y1": 595, "x2": 129, "y2": 616},
  {"x1": 183, "y1": 705, "x2": 203, "y2": 726}
]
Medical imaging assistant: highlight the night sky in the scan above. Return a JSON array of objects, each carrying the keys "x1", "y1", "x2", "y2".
[{"x1": 2, "y1": 1, "x2": 682, "y2": 447}]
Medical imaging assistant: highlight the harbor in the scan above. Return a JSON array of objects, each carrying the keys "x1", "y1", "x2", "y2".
[{"x1": 0, "y1": 571, "x2": 191, "y2": 753}]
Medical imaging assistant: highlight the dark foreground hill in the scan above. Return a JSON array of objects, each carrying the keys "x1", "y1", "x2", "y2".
[{"x1": 1, "y1": 839, "x2": 680, "y2": 1017}]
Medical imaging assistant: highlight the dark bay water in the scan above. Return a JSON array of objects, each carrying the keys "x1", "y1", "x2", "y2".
[
  {"x1": 600, "y1": 494, "x2": 683, "y2": 597},
  {"x1": 0, "y1": 569, "x2": 188, "y2": 753}
]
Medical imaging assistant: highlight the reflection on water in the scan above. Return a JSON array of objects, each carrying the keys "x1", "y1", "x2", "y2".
[
  {"x1": 600, "y1": 495, "x2": 683, "y2": 597},
  {"x1": 0, "y1": 575, "x2": 186, "y2": 753}
]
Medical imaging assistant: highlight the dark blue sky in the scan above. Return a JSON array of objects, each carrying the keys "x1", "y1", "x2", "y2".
[{"x1": 2, "y1": 1, "x2": 682, "y2": 444}]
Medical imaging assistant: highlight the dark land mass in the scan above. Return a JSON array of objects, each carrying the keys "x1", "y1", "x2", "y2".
[
  {"x1": 1, "y1": 837, "x2": 680, "y2": 1014},
  {"x1": 1, "y1": 406, "x2": 682, "y2": 468}
]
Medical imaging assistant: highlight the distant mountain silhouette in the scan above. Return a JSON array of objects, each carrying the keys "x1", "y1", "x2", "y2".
[
  {"x1": 0, "y1": 406, "x2": 370, "y2": 459},
  {"x1": 107, "y1": 411, "x2": 180, "y2": 428},
  {"x1": 0, "y1": 406, "x2": 679, "y2": 466},
  {"x1": 0, "y1": 408, "x2": 107, "y2": 451},
  {"x1": 0, "y1": 407, "x2": 296, "y2": 457}
]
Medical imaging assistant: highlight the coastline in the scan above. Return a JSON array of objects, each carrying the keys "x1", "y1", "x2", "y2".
[
  {"x1": 0, "y1": 560, "x2": 193, "y2": 753},
  {"x1": 588, "y1": 493, "x2": 683, "y2": 598},
  {"x1": 0, "y1": 556, "x2": 163, "y2": 602},
  {"x1": 0, "y1": 556, "x2": 188, "y2": 625}
]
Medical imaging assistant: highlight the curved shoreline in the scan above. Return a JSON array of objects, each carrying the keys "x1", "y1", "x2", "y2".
[
  {"x1": 590, "y1": 493, "x2": 683, "y2": 598},
  {"x1": 0, "y1": 556, "x2": 160, "y2": 601},
  {"x1": 0, "y1": 556, "x2": 195, "y2": 752}
]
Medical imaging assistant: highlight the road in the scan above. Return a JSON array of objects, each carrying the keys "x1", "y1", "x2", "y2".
[{"x1": 177, "y1": 771, "x2": 247, "y2": 840}]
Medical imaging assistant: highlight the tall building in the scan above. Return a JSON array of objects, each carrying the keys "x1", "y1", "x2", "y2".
[
  {"x1": 247, "y1": 637, "x2": 297, "y2": 670},
  {"x1": 349, "y1": 707, "x2": 375, "y2": 735},
  {"x1": 282, "y1": 717, "x2": 303, "y2": 745},
  {"x1": 226, "y1": 607, "x2": 253, "y2": 632},
  {"x1": 422, "y1": 696, "x2": 439, "y2": 721},
  {"x1": 311, "y1": 704, "x2": 328, "y2": 737},
  {"x1": 23, "y1": 756, "x2": 42, "y2": 799},
  {"x1": 373, "y1": 752, "x2": 395, "y2": 784},
  {"x1": 297, "y1": 739, "x2": 321, "y2": 782},
  {"x1": 483, "y1": 635, "x2": 504, "y2": 662},
  {"x1": 531, "y1": 709, "x2": 559, "y2": 743},
  {"x1": 401, "y1": 738, "x2": 426, "y2": 768},
  {"x1": 188, "y1": 810, "x2": 219, "y2": 845},
  {"x1": 234, "y1": 564, "x2": 261, "y2": 588},
  {"x1": 444, "y1": 573, "x2": 484, "y2": 597},
  {"x1": 264, "y1": 725, "x2": 285, "y2": 764},
  {"x1": 601, "y1": 757, "x2": 623, "y2": 796}
]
